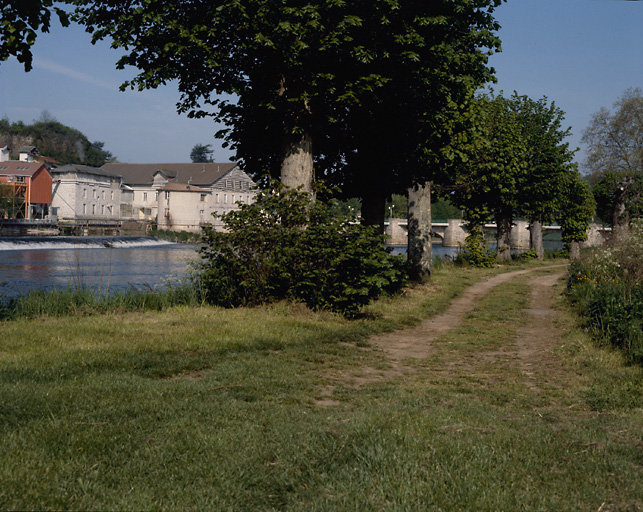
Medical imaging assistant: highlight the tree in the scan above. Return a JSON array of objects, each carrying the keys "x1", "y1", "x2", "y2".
[
  {"x1": 582, "y1": 87, "x2": 642, "y2": 177},
  {"x1": 558, "y1": 170, "x2": 595, "y2": 259},
  {"x1": 583, "y1": 88, "x2": 642, "y2": 241},
  {"x1": 73, "y1": 0, "x2": 389, "y2": 194},
  {"x1": 510, "y1": 93, "x2": 576, "y2": 259},
  {"x1": 450, "y1": 94, "x2": 528, "y2": 262},
  {"x1": 0, "y1": 0, "x2": 69, "y2": 71},
  {"x1": 190, "y1": 143, "x2": 214, "y2": 163},
  {"x1": 592, "y1": 171, "x2": 642, "y2": 237},
  {"x1": 73, "y1": 1, "x2": 502, "y2": 200}
]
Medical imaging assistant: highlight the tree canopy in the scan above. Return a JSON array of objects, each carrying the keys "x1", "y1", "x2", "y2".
[
  {"x1": 0, "y1": 0, "x2": 69, "y2": 71},
  {"x1": 71, "y1": 0, "x2": 503, "y2": 195},
  {"x1": 582, "y1": 87, "x2": 642, "y2": 178},
  {"x1": 190, "y1": 143, "x2": 214, "y2": 163}
]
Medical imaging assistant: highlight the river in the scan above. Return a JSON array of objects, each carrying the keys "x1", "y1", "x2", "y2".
[
  {"x1": 0, "y1": 237, "x2": 558, "y2": 300},
  {"x1": 0, "y1": 237, "x2": 199, "y2": 299}
]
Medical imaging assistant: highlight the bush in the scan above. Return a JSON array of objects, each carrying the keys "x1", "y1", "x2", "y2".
[
  {"x1": 196, "y1": 186, "x2": 406, "y2": 317},
  {"x1": 567, "y1": 220, "x2": 643, "y2": 363},
  {"x1": 513, "y1": 249, "x2": 538, "y2": 261},
  {"x1": 454, "y1": 226, "x2": 496, "y2": 267}
]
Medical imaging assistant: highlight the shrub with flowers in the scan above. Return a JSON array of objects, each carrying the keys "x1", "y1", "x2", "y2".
[{"x1": 567, "y1": 219, "x2": 643, "y2": 363}]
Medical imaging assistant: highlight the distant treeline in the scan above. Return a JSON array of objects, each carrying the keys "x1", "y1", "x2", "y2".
[{"x1": 0, "y1": 113, "x2": 114, "y2": 166}]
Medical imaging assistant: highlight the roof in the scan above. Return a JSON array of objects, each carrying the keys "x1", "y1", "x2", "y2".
[
  {"x1": 51, "y1": 164, "x2": 120, "y2": 179},
  {"x1": 18, "y1": 146, "x2": 37, "y2": 154},
  {"x1": 0, "y1": 161, "x2": 47, "y2": 177},
  {"x1": 159, "y1": 183, "x2": 211, "y2": 193},
  {"x1": 102, "y1": 162, "x2": 238, "y2": 186}
]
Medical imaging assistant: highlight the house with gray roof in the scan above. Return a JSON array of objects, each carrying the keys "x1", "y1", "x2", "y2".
[
  {"x1": 102, "y1": 162, "x2": 257, "y2": 230},
  {"x1": 50, "y1": 164, "x2": 122, "y2": 223}
]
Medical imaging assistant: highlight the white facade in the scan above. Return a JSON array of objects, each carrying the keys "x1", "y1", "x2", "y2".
[
  {"x1": 51, "y1": 165, "x2": 122, "y2": 222},
  {"x1": 157, "y1": 167, "x2": 257, "y2": 232}
]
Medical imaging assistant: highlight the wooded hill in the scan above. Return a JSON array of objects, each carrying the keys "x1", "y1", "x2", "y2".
[{"x1": 0, "y1": 117, "x2": 114, "y2": 166}]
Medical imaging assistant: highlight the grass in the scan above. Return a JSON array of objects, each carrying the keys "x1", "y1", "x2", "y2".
[{"x1": 0, "y1": 262, "x2": 640, "y2": 510}]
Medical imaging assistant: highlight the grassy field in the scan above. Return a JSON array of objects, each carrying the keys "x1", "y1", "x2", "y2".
[{"x1": 0, "y1": 262, "x2": 641, "y2": 510}]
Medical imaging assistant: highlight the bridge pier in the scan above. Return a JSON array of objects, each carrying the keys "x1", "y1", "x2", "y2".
[
  {"x1": 442, "y1": 219, "x2": 467, "y2": 247},
  {"x1": 510, "y1": 220, "x2": 531, "y2": 250}
]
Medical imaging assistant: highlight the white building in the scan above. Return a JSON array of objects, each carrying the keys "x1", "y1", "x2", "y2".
[
  {"x1": 50, "y1": 164, "x2": 122, "y2": 222},
  {"x1": 102, "y1": 162, "x2": 257, "y2": 230}
]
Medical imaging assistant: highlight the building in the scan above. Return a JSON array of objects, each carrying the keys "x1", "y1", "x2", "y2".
[
  {"x1": 0, "y1": 160, "x2": 52, "y2": 219},
  {"x1": 102, "y1": 162, "x2": 257, "y2": 230},
  {"x1": 50, "y1": 164, "x2": 122, "y2": 222}
]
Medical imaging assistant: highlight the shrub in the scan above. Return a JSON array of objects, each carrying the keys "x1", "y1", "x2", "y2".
[
  {"x1": 196, "y1": 186, "x2": 406, "y2": 317},
  {"x1": 455, "y1": 226, "x2": 496, "y2": 267},
  {"x1": 567, "y1": 220, "x2": 643, "y2": 363},
  {"x1": 513, "y1": 249, "x2": 538, "y2": 261}
]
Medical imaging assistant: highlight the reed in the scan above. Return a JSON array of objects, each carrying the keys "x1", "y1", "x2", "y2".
[{"x1": 0, "y1": 282, "x2": 205, "y2": 321}]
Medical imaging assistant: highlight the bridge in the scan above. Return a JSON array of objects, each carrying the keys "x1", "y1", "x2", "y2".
[{"x1": 384, "y1": 218, "x2": 610, "y2": 248}]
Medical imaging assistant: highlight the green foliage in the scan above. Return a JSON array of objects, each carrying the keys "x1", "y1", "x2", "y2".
[
  {"x1": 432, "y1": 197, "x2": 462, "y2": 221},
  {"x1": 558, "y1": 170, "x2": 595, "y2": 245},
  {"x1": 189, "y1": 143, "x2": 213, "y2": 163},
  {"x1": 591, "y1": 171, "x2": 642, "y2": 226},
  {"x1": 567, "y1": 221, "x2": 643, "y2": 363},
  {"x1": 385, "y1": 194, "x2": 407, "y2": 218},
  {"x1": 0, "y1": 0, "x2": 70, "y2": 71},
  {"x1": 0, "y1": 117, "x2": 114, "y2": 166},
  {"x1": 513, "y1": 249, "x2": 538, "y2": 261},
  {"x1": 455, "y1": 226, "x2": 496, "y2": 268},
  {"x1": 197, "y1": 186, "x2": 406, "y2": 317}
]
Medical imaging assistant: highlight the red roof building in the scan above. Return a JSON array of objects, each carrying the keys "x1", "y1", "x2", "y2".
[{"x1": 0, "y1": 161, "x2": 53, "y2": 219}]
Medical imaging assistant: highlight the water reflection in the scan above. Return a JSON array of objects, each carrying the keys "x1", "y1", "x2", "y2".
[{"x1": 0, "y1": 245, "x2": 199, "y2": 299}]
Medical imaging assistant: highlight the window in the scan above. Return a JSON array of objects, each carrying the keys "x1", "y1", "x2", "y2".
[
  {"x1": 92, "y1": 205, "x2": 96, "y2": 215},
  {"x1": 165, "y1": 191, "x2": 170, "y2": 199},
  {"x1": 247, "y1": 195, "x2": 250, "y2": 203},
  {"x1": 93, "y1": 189, "x2": 97, "y2": 199},
  {"x1": 224, "y1": 194, "x2": 227, "y2": 204},
  {"x1": 199, "y1": 209, "x2": 204, "y2": 216},
  {"x1": 102, "y1": 190, "x2": 105, "y2": 200},
  {"x1": 111, "y1": 191, "x2": 114, "y2": 200},
  {"x1": 143, "y1": 192, "x2": 148, "y2": 202},
  {"x1": 164, "y1": 208, "x2": 170, "y2": 218},
  {"x1": 216, "y1": 193, "x2": 219, "y2": 203},
  {"x1": 200, "y1": 193, "x2": 206, "y2": 202},
  {"x1": 83, "y1": 188, "x2": 87, "y2": 199},
  {"x1": 232, "y1": 194, "x2": 235, "y2": 203},
  {"x1": 82, "y1": 204, "x2": 86, "y2": 215},
  {"x1": 101, "y1": 205, "x2": 105, "y2": 215}
]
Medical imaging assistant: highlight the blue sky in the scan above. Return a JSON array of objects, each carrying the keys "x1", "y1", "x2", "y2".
[{"x1": 0, "y1": 0, "x2": 641, "y2": 167}]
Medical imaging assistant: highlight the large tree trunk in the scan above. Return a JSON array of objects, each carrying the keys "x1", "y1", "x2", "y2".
[
  {"x1": 569, "y1": 240, "x2": 580, "y2": 260},
  {"x1": 280, "y1": 132, "x2": 314, "y2": 194},
  {"x1": 361, "y1": 187, "x2": 386, "y2": 233},
  {"x1": 495, "y1": 209, "x2": 512, "y2": 262},
  {"x1": 529, "y1": 219, "x2": 544, "y2": 260},
  {"x1": 407, "y1": 180, "x2": 432, "y2": 281}
]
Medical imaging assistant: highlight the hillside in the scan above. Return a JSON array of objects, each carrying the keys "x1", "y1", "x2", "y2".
[{"x1": 0, "y1": 116, "x2": 114, "y2": 166}]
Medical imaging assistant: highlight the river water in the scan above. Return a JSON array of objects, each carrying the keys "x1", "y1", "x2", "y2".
[
  {"x1": 0, "y1": 236, "x2": 557, "y2": 300},
  {"x1": 0, "y1": 237, "x2": 199, "y2": 299}
]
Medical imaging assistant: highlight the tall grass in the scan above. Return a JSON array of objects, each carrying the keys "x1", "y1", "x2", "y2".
[{"x1": 0, "y1": 282, "x2": 206, "y2": 321}]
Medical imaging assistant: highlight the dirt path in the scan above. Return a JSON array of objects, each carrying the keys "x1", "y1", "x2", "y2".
[
  {"x1": 514, "y1": 272, "x2": 568, "y2": 391},
  {"x1": 317, "y1": 265, "x2": 566, "y2": 402},
  {"x1": 369, "y1": 265, "x2": 565, "y2": 363}
]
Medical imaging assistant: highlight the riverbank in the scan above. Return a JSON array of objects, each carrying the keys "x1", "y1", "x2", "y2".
[{"x1": 1, "y1": 261, "x2": 640, "y2": 510}]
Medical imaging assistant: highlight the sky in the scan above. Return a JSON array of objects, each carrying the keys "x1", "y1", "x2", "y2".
[{"x1": 0, "y1": 0, "x2": 641, "y2": 167}]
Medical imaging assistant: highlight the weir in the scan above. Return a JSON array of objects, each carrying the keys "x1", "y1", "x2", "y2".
[{"x1": 0, "y1": 236, "x2": 175, "y2": 251}]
